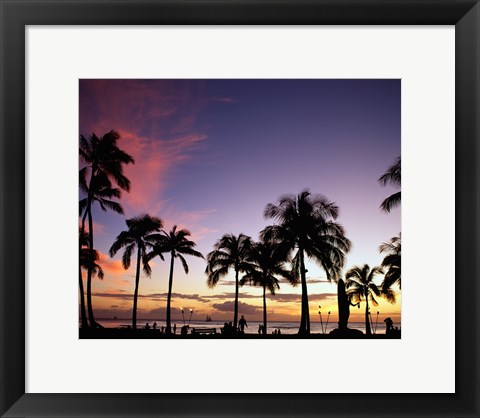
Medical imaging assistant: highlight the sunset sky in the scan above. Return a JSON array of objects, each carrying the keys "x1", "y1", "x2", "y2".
[{"x1": 79, "y1": 79, "x2": 401, "y2": 325}]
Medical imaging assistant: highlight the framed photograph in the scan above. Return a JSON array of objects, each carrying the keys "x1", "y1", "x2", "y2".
[{"x1": 1, "y1": 1, "x2": 478, "y2": 417}]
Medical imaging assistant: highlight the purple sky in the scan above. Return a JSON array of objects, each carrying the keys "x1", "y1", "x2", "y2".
[{"x1": 79, "y1": 79, "x2": 401, "y2": 322}]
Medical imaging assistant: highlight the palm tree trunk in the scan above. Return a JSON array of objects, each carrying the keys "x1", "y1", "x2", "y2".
[
  {"x1": 79, "y1": 266, "x2": 88, "y2": 329},
  {"x1": 132, "y1": 246, "x2": 141, "y2": 330},
  {"x1": 263, "y1": 285, "x2": 267, "y2": 335},
  {"x1": 86, "y1": 205, "x2": 96, "y2": 328},
  {"x1": 79, "y1": 210, "x2": 88, "y2": 329},
  {"x1": 233, "y1": 269, "x2": 239, "y2": 332},
  {"x1": 365, "y1": 290, "x2": 371, "y2": 335},
  {"x1": 166, "y1": 252, "x2": 175, "y2": 334},
  {"x1": 298, "y1": 248, "x2": 310, "y2": 335}
]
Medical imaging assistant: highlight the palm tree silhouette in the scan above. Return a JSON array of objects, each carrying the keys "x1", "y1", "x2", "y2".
[
  {"x1": 263, "y1": 190, "x2": 351, "y2": 335},
  {"x1": 79, "y1": 229, "x2": 104, "y2": 329},
  {"x1": 109, "y1": 214, "x2": 163, "y2": 329},
  {"x1": 379, "y1": 157, "x2": 401, "y2": 212},
  {"x1": 379, "y1": 234, "x2": 401, "y2": 300},
  {"x1": 79, "y1": 170, "x2": 124, "y2": 327},
  {"x1": 345, "y1": 264, "x2": 383, "y2": 335},
  {"x1": 240, "y1": 239, "x2": 295, "y2": 335},
  {"x1": 79, "y1": 130, "x2": 134, "y2": 327},
  {"x1": 148, "y1": 225, "x2": 203, "y2": 334},
  {"x1": 205, "y1": 233, "x2": 255, "y2": 332}
]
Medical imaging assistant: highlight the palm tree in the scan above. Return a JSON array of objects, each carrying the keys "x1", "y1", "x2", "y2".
[
  {"x1": 379, "y1": 234, "x2": 401, "y2": 299},
  {"x1": 345, "y1": 264, "x2": 383, "y2": 335},
  {"x1": 79, "y1": 169, "x2": 124, "y2": 327},
  {"x1": 79, "y1": 229, "x2": 104, "y2": 329},
  {"x1": 148, "y1": 225, "x2": 203, "y2": 334},
  {"x1": 240, "y1": 239, "x2": 295, "y2": 335},
  {"x1": 263, "y1": 190, "x2": 351, "y2": 335},
  {"x1": 379, "y1": 157, "x2": 401, "y2": 212},
  {"x1": 79, "y1": 130, "x2": 134, "y2": 327},
  {"x1": 205, "y1": 233, "x2": 255, "y2": 332},
  {"x1": 109, "y1": 214, "x2": 163, "y2": 329}
]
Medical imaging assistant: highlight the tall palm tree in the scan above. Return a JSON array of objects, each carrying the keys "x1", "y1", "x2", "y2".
[
  {"x1": 148, "y1": 225, "x2": 203, "y2": 334},
  {"x1": 79, "y1": 130, "x2": 134, "y2": 327},
  {"x1": 379, "y1": 234, "x2": 401, "y2": 299},
  {"x1": 109, "y1": 214, "x2": 163, "y2": 329},
  {"x1": 240, "y1": 239, "x2": 295, "y2": 335},
  {"x1": 205, "y1": 233, "x2": 255, "y2": 332},
  {"x1": 79, "y1": 229, "x2": 104, "y2": 329},
  {"x1": 263, "y1": 190, "x2": 351, "y2": 335},
  {"x1": 379, "y1": 157, "x2": 401, "y2": 212},
  {"x1": 79, "y1": 169, "x2": 124, "y2": 327},
  {"x1": 345, "y1": 264, "x2": 383, "y2": 335}
]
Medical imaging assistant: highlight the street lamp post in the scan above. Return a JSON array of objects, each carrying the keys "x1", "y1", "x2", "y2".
[
  {"x1": 180, "y1": 307, "x2": 185, "y2": 326},
  {"x1": 325, "y1": 311, "x2": 331, "y2": 334},
  {"x1": 374, "y1": 311, "x2": 380, "y2": 334},
  {"x1": 318, "y1": 305, "x2": 324, "y2": 334}
]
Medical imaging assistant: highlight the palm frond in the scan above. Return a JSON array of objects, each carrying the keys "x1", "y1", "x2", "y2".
[
  {"x1": 177, "y1": 253, "x2": 189, "y2": 274},
  {"x1": 378, "y1": 157, "x2": 401, "y2": 187},
  {"x1": 382, "y1": 287, "x2": 397, "y2": 304},
  {"x1": 97, "y1": 198, "x2": 124, "y2": 214},
  {"x1": 79, "y1": 198, "x2": 88, "y2": 216},
  {"x1": 109, "y1": 230, "x2": 134, "y2": 257},
  {"x1": 121, "y1": 243, "x2": 135, "y2": 270},
  {"x1": 206, "y1": 265, "x2": 229, "y2": 288},
  {"x1": 380, "y1": 191, "x2": 401, "y2": 213}
]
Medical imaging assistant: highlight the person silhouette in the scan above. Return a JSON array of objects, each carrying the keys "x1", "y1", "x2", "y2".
[
  {"x1": 173, "y1": 324, "x2": 177, "y2": 334},
  {"x1": 145, "y1": 323, "x2": 150, "y2": 329},
  {"x1": 238, "y1": 315, "x2": 248, "y2": 333},
  {"x1": 384, "y1": 317, "x2": 393, "y2": 334},
  {"x1": 153, "y1": 322, "x2": 157, "y2": 330}
]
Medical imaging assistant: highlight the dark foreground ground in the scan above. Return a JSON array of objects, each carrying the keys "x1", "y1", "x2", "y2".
[{"x1": 79, "y1": 328, "x2": 401, "y2": 339}]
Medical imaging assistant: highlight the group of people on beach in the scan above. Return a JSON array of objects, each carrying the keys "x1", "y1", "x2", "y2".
[
  {"x1": 143, "y1": 322, "x2": 178, "y2": 334},
  {"x1": 137, "y1": 316, "x2": 398, "y2": 336},
  {"x1": 221, "y1": 315, "x2": 248, "y2": 335}
]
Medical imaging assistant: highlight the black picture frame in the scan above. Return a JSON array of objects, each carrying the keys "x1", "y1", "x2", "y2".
[{"x1": 1, "y1": 1, "x2": 478, "y2": 417}]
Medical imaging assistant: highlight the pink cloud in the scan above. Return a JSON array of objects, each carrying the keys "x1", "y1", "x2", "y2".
[
  {"x1": 79, "y1": 80, "x2": 215, "y2": 241},
  {"x1": 115, "y1": 129, "x2": 208, "y2": 213},
  {"x1": 97, "y1": 251, "x2": 130, "y2": 277},
  {"x1": 160, "y1": 207, "x2": 219, "y2": 242}
]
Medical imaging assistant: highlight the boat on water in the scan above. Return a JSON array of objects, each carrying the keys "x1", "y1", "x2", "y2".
[{"x1": 205, "y1": 315, "x2": 212, "y2": 322}]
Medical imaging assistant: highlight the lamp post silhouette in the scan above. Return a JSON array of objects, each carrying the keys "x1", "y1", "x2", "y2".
[
  {"x1": 368, "y1": 308, "x2": 374, "y2": 334},
  {"x1": 374, "y1": 311, "x2": 380, "y2": 334},
  {"x1": 325, "y1": 311, "x2": 331, "y2": 334},
  {"x1": 188, "y1": 308, "x2": 193, "y2": 326},
  {"x1": 318, "y1": 305, "x2": 324, "y2": 334},
  {"x1": 180, "y1": 307, "x2": 186, "y2": 326}
]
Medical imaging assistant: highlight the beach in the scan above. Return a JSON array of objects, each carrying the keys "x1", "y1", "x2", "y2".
[{"x1": 80, "y1": 318, "x2": 401, "y2": 338}]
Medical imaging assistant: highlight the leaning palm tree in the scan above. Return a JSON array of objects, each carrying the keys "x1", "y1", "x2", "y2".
[
  {"x1": 379, "y1": 234, "x2": 401, "y2": 298},
  {"x1": 79, "y1": 170, "x2": 124, "y2": 327},
  {"x1": 79, "y1": 229, "x2": 104, "y2": 329},
  {"x1": 263, "y1": 190, "x2": 351, "y2": 335},
  {"x1": 240, "y1": 239, "x2": 296, "y2": 335},
  {"x1": 109, "y1": 214, "x2": 163, "y2": 329},
  {"x1": 345, "y1": 264, "x2": 383, "y2": 335},
  {"x1": 79, "y1": 130, "x2": 134, "y2": 327},
  {"x1": 205, "y1": 233, "x2": 255, "y2": 332},
  {"x1": 148, "y1": 225, "x2": 203, "y2": 334},
  {"x1": 379, "y1": 157, "x2": 401, "y2": 212}
]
